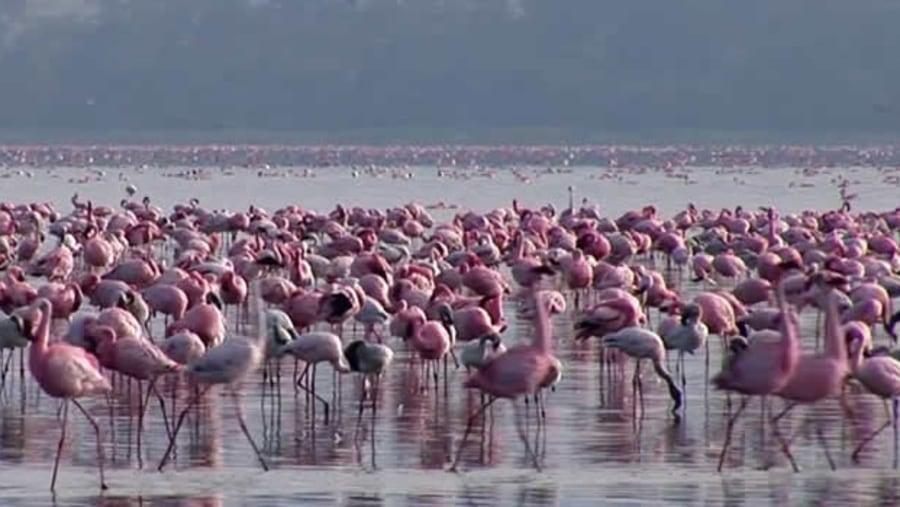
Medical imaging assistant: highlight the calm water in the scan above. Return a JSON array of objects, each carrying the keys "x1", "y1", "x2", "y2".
[{"x1": 1, "y1": 164, "x2": 899, "y2": 506}]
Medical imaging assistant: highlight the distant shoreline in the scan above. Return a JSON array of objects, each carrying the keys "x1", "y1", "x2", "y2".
[{"x1": 1, "y1": 128, "x2": 900, "y2": 146}]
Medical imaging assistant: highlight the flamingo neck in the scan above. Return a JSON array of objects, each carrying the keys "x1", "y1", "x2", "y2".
[
  {"x1": 774, "y1": 280, "x2": 799, "y2": 370},
  {"x1": 29, "y1": 302, "x2": 53, "y2": 376},
  {"x1": 822, "y1": 289, "x2": 847, "y2": 362}
]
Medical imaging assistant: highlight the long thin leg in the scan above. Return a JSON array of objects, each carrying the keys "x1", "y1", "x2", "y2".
[
  {"x1": 151, "y1": 380, "x2": 172, "y2": 439},
  {"x1": 894, "y1": 397, "x2": 899, "y2": 469},
  {"x1": 449, "y1": 396, "x2": 497, "y2": 472},
  {"x1": 296, "y1": 365, "x2": 329, "y2": 422},
  {"x1": 50, "y1": 400, "x2": 68, "y2": 493},
  {"x1": 157, "y1": 386, "x2": 208, "y2": 471},
  {"x1": 717, "y1": 396, "x2": 750, "y2": 472},
  {"x1": 815, "y1": 423, "x2": 836, "y2": 471},
  {"x1": 0, "y1": 350, "x2": 14, "y2": 392},
  {"x1": 231, "y1": 389, "x2": 269, "y2": 471},
  {"x1": 769, "y1": 402, "x2": 800, "y2": 472},
  {"x1": 851, "y1": 420, "x2": 891, "y2": 462},
  {"x1": 137, "y1": 379, "x2": 150, "y2": 468},
  {"x1": 513, "y1": 399, "x2": 541, "y2": 470},
  {"x1": 71, "y1": 399, "x2": 108, "y2": 491}
]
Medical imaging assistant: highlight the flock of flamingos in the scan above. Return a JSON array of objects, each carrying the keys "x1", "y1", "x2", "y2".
[{"x1": 0, "y1": 184, "x2": 899, "y2": 494}]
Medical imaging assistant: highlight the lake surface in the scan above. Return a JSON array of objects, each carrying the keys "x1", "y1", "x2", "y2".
[{"x1": 0, "y1": 164, "x2": 899, "y2": 506}]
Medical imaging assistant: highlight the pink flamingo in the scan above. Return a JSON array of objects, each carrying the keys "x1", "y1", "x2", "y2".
[
  {"x1": 450, "y1": 290, "x2": 559, "y2": 471},
  {"x1": 30, "y1": 242, "x2": 75, "y2": 281},
  {"x1": 460, "y1": 262, "x2": 509, "y2": 298},
  {"x1": 507, "y1": 230, "x2": 555, "y2": 290},
  {"x1": 160, "y1": 331, "x2": 206, "y2": 365},
  {"x1": 560, "y1": 249, "x2": 592, "y2": 308},
  {"x1": 218, "y1": 270, "x2": 249, "y2": 326},
  {"x1": 82, "y1": 226, "x2": 117, "y2": 271},
  {"x1": 36, "y1": 282, "x2": 83, "y2": 321},
  {"x1": 0, "y1": 267, "x2": 37, "y2": 313},
  {"x1": 732, "y1": 278, "x2": 772, "y2": 306},
  {"x1": 317, "y1": 285, "x2": 360, "y2": 338},
  {"x1": 142, "y1": 283, "x2": 189, "y2": 326},
  {"x1": 713, "y1": 273, "x2": 800, "y2": 471},
  {"x1": 259, "y1": 276, "x2": 297, "y2": 306},
  {"x1": 166, "y1": 293, "x2": 226, "y2": 348},
  {"x1": 279, "y1": 330, "x2": 350, "y2": 421},
  {"x1": 768, "y1": 273, "x2": 849, "y2": 471},
  {"x1": 91, "y1": 325, "x2": 179, "y2": 466},
  {"x1": 712, "y1": 249, "x2": 748, "y2": 283},
  {"x1": 407, "y1": 303, "x2": 459, "y2": 389},
  {"x1": 847, "y1": 331, "x2": 900, "y2": 466},
  {"x1": 25, "y1": 298, "x2": 110, "y2": 491},
  {"x1": 574, "y1": 292, "x2": 644, "y2": 340}
]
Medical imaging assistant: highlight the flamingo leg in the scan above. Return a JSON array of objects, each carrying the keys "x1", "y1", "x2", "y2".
[
  {"x1": 151, "y1": 380, "x2": 172, "y2": 439},
  {"x1": 296, "y1": 364, "x2": 329, "y2": 422},
  {"x1": 230, "y1": 389, "x2": 269, "y2": 471},
  {"x1": 50, "y1": 400, "x2": 68, "y2": 493},
  {"x1": 71, "y1": 399, "x2": 108, "y2": 491},
  {"x1": 0, "y1": 350, "x2": 14, "y2": 393},
  {"x1": 158, "y1": 385, "x2": 208, "y2": 471},
  {"x1": 448, "y1": 348, "x2": 460, "y2": 369},
  {"x1": 769, "y1": 402, "x2": 800, "y2": 472},
  {"x1": 893, "y1": 397, "x2": 898, "y2": 469},
  {"x1": 717, "y1": 396, "x2": 750, "y2": 472},
  {"x1": 137, "y1": 379, "x2": 146, "y2": 468},
  {"x1": 513, "y1": 399, "x2": 541, "y2": 471},
  {"x1": 852, "y1": 420, "x2": 891, "y2": 463},
  {"x1": 814, "y1": 423, "x2": 836, "y2": 471},
  {"x1": 449, "y1": 396, "x2": 497, "y2": 472}
]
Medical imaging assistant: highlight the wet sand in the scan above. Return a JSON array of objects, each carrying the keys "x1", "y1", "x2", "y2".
[{"x1": 0, "y1": 165, "x2": 899, "y2": 506}]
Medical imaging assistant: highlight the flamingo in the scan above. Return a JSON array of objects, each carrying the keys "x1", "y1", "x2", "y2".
[
  {"x1": 157, "y1": 320, "x2": 270, "y2": 471},
  {"x1": 601, "y1": 327, "x2": 683, "y2": 416},
  {"x1": 768, "y1": 273, "x2": 849, "y2": 471},
  {"x1": 279, "y1": 330, "x2": 350, "y2": 421},
  {"x1": 23, "y1": 298, "x2": 110, "y2": 492},
  {"x1": 659, "y1": 303, "x2": 709, "y2": 391},
  {"x1": 343, "y1": 339, "x2": 394, "y2": 428},
  {"x1": 90, "y1": 325, "x2": 179, "y2": 466},
  {"x1": 0, "y1": 309, "x2": 31, "y2": 389},
  {"x1": 713, "y1": 273, "x2": 800, "y2": 472},
  {"x1": 847, "y1": 332, "x2": 900, "y2": 467},
  {"x1": 450, "y1": 290, "x2": 559, "y2": 472},
  {"x1": 354, "y1": 296, "x2": 392, "y2": 342},
  {"x1": 407, "y1": 303, "x2": 459, "y2": 389},
  {"x1": 459, "y1": 332, "x2": 507, "y2": 372}
]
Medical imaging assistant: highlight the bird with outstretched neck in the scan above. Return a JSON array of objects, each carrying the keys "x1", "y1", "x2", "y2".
[
  {"x1": 449, "y1": 289, "x2": 560, "y2": 472},
  {"x1": 26, "y1": 298, "x2": 111, "y2": 492}
]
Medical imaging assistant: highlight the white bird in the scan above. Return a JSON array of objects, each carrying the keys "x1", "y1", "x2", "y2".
[
  {"x1": 158, "y1": 320, "x2": 269, "y2": 471},
  {"x1": 602, "y1": 327, "x2": 682, "y2": 415},
  {"x1": 264, "y1": 309, "x2": 299, "y2": 358},
  {"x1": 354, "y1": 296, "x2": 392, "y2": 342},
  {"x1": 160, "y1": 331, "x2": 206, "y2": 366},
  {"x1": 659, "y1": 303, "x2": 709, "y2": 390},
  {"x1": 0, "y1": 310, "x2": 31, "y2": 389},
  {"x1": 459, "y1": 332, "x2": 507, "y2": 372},
  {"x1": 279, "y1": 331, "x2": 350, "y2": 421}
]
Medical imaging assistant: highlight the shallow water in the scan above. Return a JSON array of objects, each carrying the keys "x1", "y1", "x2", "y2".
[{"x1": 0, "y1": 164, "x2": 899, "y2": 506}]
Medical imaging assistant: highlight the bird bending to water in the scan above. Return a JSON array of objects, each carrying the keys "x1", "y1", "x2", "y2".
[{"x1": 601, "y1": 327, "x2": 683, "y2": 416}]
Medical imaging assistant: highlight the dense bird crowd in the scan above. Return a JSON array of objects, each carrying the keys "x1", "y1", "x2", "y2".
[{"x1": 0, "y1": 187, "x2": 899, "y2": 492}]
